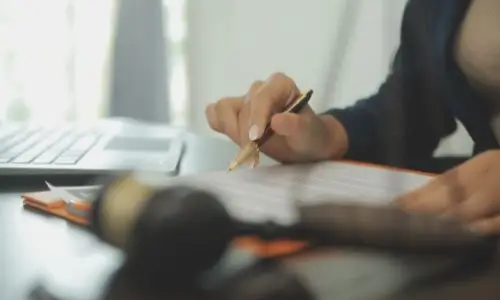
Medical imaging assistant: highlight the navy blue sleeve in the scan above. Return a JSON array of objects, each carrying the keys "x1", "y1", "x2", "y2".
[{"x1": 322, "y1": 0, "x2": 458, "y2": 169}]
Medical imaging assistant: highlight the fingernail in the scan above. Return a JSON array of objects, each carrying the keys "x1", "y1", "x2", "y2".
[{"x1": 249, "y1": 124, "x2": 260, "y2": 141}]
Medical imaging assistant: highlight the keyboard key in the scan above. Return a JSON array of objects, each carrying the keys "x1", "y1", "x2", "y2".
[
  {"x1": 53, "y1": 157, "x2": 80, "y2": 165},
  {"x1": 58, "y1": 154, "x2": 81, "y2": 161},
  {"x1": 0, "y1": 128, "x2": 21, "y2": 143},
  {"x1": 0, "y1": 131, "x2": 35, "y2": 153},
  {"x1": 10, "y1": 138, "x2": 60, "y2": 164},
  {"x1": 30, "y1": 134, "x2": 81, "y2": 164},
  {"x1": 49, "y1": 135, "x2": 80, "y2": 151},
  {"x1": 60, "y1": 150, "x2": 85, "y2": 157},
  {"x1": 50, "y1": 135, "x2": 100, "y2": 165},
  {"x1": 10, "y1": 154, "x2": 36, "y2": 164},
  {"x1": 68, "y1": 136, "x2": 98, "y2": 151},
  {"x1": 32, "y1": 153, "x2": 60, "y2": 164},
  {"x1": 0, "y1": 128, "x2": 99, "y2": 165},
  {"x1": 2, "y1": 132, "x2": 44, "y2": 158},
  {"x1": 0, "y1": 157, "x2": 11, "y2": 164},
  {"x1": 0, "y1": 153, "x2": 15, "y2": 161},
  {"x1": 56, "y1": 151, "x2": 86, "y2": 163}
]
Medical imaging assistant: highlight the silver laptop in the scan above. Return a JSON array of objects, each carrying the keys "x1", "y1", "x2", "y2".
[{"x1": 0, "y1": 118, "x2": 185, "y2": 176}]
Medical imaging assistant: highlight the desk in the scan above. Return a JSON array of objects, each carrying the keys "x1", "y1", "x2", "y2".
[
  {"x1": 1, "y1": 133, "x2": 500, "y2": 300},
  {"x1": 0, "y1": 133, "x2": 275, "y2": 300}
]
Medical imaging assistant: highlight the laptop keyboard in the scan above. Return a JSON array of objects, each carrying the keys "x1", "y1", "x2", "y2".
[{"x1": 0, "y1": 127, "x2": 101, "y2": 165}]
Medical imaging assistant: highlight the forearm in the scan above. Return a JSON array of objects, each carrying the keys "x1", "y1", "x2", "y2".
[
  {"x1": 322, "y1": 101, "x2": 384, "y2": 164},
  {"x1": 317, "y1": 114, "x2": 349, "y2": 160},
  {"x1": 321, "y1": 95, "x2": 456, "y2": 169}
]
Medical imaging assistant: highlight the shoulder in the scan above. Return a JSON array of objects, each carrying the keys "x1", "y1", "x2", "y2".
[
  {"x1": 399, "y1": 0, "x2": 471, "y2": 53},
  {"x1": 393, "y1": 0, "x2": 471, "y2": 84}
]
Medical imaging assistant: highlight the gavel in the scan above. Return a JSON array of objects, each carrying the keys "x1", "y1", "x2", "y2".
[{"x1": 89, "y1": 172, "x2": 498, "y2": 290}]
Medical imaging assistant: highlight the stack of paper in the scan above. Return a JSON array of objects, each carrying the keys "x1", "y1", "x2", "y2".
[
  {"x1": 21, "y1": 161, "x2": 434, "y2": 226},
  {"x1": 156, "y1": 161, "x2": 434, "y2": 225},
  {"x1": 20, "y1": 161, "x2": 435, "y2": 258},
  {"x1": 22, "y1": 182, "x2": 101, "y2": 225}
]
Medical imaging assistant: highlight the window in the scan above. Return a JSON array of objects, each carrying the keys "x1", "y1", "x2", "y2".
[
  {"x1": 0, "y1": 0, "x2": 187, "y2": 126},
  {"x1": 165, "y1": 0, "x2": 188, "y2": 126}
]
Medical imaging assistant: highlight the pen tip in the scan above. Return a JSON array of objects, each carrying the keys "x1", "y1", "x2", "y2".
[{"x1": 228, "y1": 161, "x2": 238, "y2": 172}]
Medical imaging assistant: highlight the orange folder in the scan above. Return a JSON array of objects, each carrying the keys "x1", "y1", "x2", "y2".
[{"x1": 21, "y1": 190, "x2": 306, "y2": 257}]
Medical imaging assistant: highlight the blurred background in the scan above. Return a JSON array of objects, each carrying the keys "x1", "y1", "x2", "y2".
[{"x1": 0, "y1": 0, "x2": 473, "y2": 156}]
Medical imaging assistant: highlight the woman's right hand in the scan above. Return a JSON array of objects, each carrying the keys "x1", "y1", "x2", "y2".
[{"x1": 205, "y1": 72, "x2": 349, "y2": 164}]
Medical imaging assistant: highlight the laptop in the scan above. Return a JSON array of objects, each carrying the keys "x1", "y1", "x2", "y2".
[{"x1": 0, "y1": 118, "x2": 185, "y2": 177}]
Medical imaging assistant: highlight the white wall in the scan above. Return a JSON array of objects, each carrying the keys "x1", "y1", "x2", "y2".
[{"x1": 185, "y1": 0, "x2": 473, "y2": 155}]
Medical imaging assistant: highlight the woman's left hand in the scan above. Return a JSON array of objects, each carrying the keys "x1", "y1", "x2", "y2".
[{"x1": 396, "y1": 150, "x2": 500, "y2": 235}]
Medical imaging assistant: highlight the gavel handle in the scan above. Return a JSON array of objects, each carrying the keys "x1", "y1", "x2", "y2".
[{"x1": 296, "y1": 202, "x2": 498, "y2": 257}]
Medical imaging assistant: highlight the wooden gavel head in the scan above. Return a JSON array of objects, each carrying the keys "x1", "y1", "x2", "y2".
[{"x1": 90, "y1": 173, "x2": 236, "y2": 287}]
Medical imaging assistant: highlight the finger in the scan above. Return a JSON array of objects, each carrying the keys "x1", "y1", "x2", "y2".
[
  {"x1": 396, "y1": 183, "x2": 461, "y2": 214},
  {"x1": 246, "y1": 80, "x2": 264, "y2": 101},
  {"x1": 248, "y1": 72, "x2": 300, "y2": 141},
  {"x1": 205, "y1": 103, "x2": 221, "y2": 132},
  {"x1": 468, "y1": 215, "x2": 500, "y2": 236},
  {"x1": 395, "y1": 179, "x2": 441, "y2": 208},
  {"x1": 239, "y1": 80, "x2": 264, "y2": 145},
  {"x1": 396, "y1": 168, "x2": 467, "y2": 212},
  {"x1": 450, "y1": 190, "x2": 500, "y2": 222},
  {"x1": 214, "y1": 97, "x2": 243, "y2": 144},
  {"x1": 395, "y1": 183, "x2": 439, "y2": 211}
]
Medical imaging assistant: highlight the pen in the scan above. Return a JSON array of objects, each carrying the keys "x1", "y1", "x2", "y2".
[{"x1": 228, "y1": 89, "x2": 314, "y2": 171}]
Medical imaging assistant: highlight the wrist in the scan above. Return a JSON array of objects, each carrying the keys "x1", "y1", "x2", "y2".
[{"x1": 318, "y1": 114, "x2": 349, "y2": 160}]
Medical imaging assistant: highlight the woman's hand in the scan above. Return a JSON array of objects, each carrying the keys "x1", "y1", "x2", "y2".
[
  {"x1": 204, "y1": 72, "x2": 348, "y2": 163},
  {"x1": 397, "y1": 150, "x2": 500, "y2": 235}
]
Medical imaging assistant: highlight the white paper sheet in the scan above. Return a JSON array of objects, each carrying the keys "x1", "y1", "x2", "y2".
[
  {"x1": 163, "y1": 161, "x2": 434, "y2": 225},
  {"x1": 44, "y1": 182, "x2": 102, "y2": 203}
]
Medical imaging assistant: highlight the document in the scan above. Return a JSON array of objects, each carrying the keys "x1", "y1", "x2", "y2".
[
  {"x1": 162, "y1": 161, "x2": 434, "y2": 226},
  {"x1": 44, "y1": 182, "x2": 101, "y2": 204},
  {"x1": 21, "y1": 161, "x2": 434, "y2": 227},
  {"x1": 22, "y1": 183, "x2": 102, "y2": 225}
]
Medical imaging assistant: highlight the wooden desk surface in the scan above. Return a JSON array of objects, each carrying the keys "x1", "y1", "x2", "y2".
[{"x1": 1, "y1": 133, "x2": 499, "y2": 300}]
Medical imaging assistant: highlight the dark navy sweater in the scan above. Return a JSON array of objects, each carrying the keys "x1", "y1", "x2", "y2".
[{"x1": 325, "y1": 0, "x2": 499, "y2": 173}]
